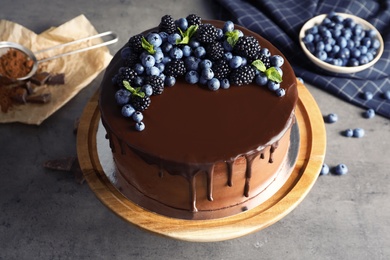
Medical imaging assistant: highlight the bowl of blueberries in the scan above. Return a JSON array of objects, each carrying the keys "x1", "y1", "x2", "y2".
[{"x1": 299, "y1": 12, "x2": 384, "y2": 74}]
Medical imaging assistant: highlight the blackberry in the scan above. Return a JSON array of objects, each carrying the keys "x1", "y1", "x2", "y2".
[
  {"x1": 145, "y1": 75, "x2": 164, "y2": 95},
  {"x1": 229, "y1": 65, "x2": 256, "y2": 86},
  {"x1": 258, "y1": 53, "x2": 271, "y2": 69},
  {"x1": 131, "y1": 95, "x2": 151, "y2": 111},
  {"x1": 206, "y1": 41, "x2": 224, "y2": 61},
  {"x1": 123, "y1": 52, "x2": 140, "y2": 68},
  {"x1": 128, "y1": 34, "x2": 144, "y2": 54},
  {"x1": 159, "y1": 15, "x2": 176, "y2": 34},
  {"x1": 186, "y1": 14, "x2": 202, "y2": 26},
  {"x1": 116, "y1": 67, "x2": 138, "y2": 87},
  {"x1": 196, "y1": 24, "x2": 218, "y2": 43},
  {"x1": 212, "y1": 59, "x2": 231, "y2": 80},
  {"x1": 164, "y1": 59, "x2": 186, "y2": 77},
  {"x1": 233, "y1": 36, "x2": 261, "y2": 61}
]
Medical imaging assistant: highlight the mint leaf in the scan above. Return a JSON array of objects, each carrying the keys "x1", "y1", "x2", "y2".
[
  {"x1": 141, "y1": 37, "x2": 156, "y2": 54},
  {"x1": 225, "y1": 29, "x2": 240, "y2": 47},
  {"x1": 177, "y1": 25, "x2": 198, "y2": 45},
  {"x1": 265, "y1": 67, "x2": 283, "y2": 83},
  {"x1": 252, "y1": 60, "x2": 266, "y2": 72},
  {"x1": 123, "y1": 80, "x2": 145, "y2": 98}
]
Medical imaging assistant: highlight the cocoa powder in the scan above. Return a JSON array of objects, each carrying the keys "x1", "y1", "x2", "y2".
[{"x1": 0, "y1": 48, "x2": 34, "y2": 79}]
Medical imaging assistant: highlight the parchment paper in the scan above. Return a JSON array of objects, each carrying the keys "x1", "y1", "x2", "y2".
[{"x1": 0, "y1": 15, "x2": 113, "y2": 125}]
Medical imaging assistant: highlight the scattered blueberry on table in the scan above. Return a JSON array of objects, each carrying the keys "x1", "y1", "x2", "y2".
[
  {"x1": 324, "y1": 113, "x2": 338, "y2": 123},
  {"x1": 333, "y1": 163, "x2": 348, "y2": 175},
  {"x1": 362, "y1": 108, "x2": 375, "y2": 119},
  {"x1": 352, "y1": 128, "x2": 365, "y2": 138},
  {"x1": 320, "y1": 164, "x2": 330, "y2": 175}
]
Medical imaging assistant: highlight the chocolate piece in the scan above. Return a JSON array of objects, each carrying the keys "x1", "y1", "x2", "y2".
[
  {"x1": 23, "y1": 81, "x2": 34, "y2": 95},
  {"x1": 47, "y1": 73, "x2": 65, "y2": 85},
  {"x1": 30, "y1": 72, "x2": 50, "y2": 86},
  {"x1": 26, "y1": 92, "x2": 51, "y2": 103},
  {"x1": 11, "y1": 87, "x2": 27, "y2": 103}
]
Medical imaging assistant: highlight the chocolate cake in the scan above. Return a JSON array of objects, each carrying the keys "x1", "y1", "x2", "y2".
[{"x1": 99, "y1": 16, "x2": 298, "y2": 220}]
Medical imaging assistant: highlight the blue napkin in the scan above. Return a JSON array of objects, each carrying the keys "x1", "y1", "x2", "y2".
[{"x1": 214, "y1": 0, "x2": 390, "y2": 118}]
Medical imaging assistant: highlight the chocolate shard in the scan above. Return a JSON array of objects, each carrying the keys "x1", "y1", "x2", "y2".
[
  {"x1": 23, "y1": 81, "x2": 34, "y2": 95},
  {"x1": 26, "y1": 92, "x2": 51, "y2": 103},
  {"x1": 30, "y1": 72, "x2": 51, "y2": 86},
  {"x1": 47, "y1": 73, "x2": 65, "y2": 85},
  {"x1": 44, "y1": 157, "x2": 76, "y2": 172},
  {"x1": 10, "y1": 87, "x2": 28, "y2": 103}
]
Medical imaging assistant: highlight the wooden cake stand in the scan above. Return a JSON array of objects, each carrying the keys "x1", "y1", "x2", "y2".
[{"x1": 77, "y1": 80, "x2": 326, "y2": 242}]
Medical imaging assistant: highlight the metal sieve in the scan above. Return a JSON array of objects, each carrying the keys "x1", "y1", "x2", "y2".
[{"x1": 0, "y1": 31, "x2": 118, "y2": 80}]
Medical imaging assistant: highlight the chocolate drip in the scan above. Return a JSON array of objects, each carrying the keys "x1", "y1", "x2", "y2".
[
  {"x1": 206, "y1": 165, "x2": 214, "y2": 201},
  {"x1": 244, "y1": 152, "x2": 260, "y2": 197},
  {"x1": 269, "y1": 142, "x2": 279, "y2": 163},
  {"x1": 225, "y1": 160, "x2": 234, "y2": 187},
  {"x1": 189, "y1": 175, "x2": 197, "y2": 212}
]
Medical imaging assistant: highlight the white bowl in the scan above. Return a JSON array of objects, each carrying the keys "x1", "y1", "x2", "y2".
[{"x1": 299, "y1": 13, "x2": 384, "y2": 74}]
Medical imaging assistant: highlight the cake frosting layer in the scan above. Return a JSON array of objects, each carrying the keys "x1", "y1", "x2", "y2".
[{"x1": 99, "y1": 20, "x2": 298, "y2": 219}]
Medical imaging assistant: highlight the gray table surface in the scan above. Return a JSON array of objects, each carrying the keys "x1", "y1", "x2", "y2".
[{"x1": 1, "y1": 1, "x2": 389, "y2": 259}]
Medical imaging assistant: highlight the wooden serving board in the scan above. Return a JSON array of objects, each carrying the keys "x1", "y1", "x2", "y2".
[{"x1": 76, "y1": 80, "x2": 326, "y2": 242}]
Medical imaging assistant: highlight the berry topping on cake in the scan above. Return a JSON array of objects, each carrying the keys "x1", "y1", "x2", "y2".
[
  {"x1": 229, "y1": 65, "x2": 256, "y2": 86},
  {"x1": 196, "y1": 24, "x2": 218, "y2": 43},
  {"x1": 186, "y1": 14, "x2": 202, "y2": 26},
  {"x1": 159, "y1": 15, "x2": 177, "y2": 34},
  {"x1": 145, "y1": 75, "x2": 164, "y2": 95},
  {"x1": 112, "y1": 14, "x2": 288, "y2": 131}
]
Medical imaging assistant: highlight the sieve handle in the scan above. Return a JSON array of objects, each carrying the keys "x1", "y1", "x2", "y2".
[{"x1": 35, "y1": 31, "x2": 118, "y2": 63}]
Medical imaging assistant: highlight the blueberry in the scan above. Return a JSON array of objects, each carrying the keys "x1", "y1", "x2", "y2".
[
  {"x1": 135, "y1": 122, "x2": 145, "y2": 131},
  {"x1": 260, "y1": 48, "x2": 271, "y2": 57},
  {"x1": 343, "y1": 128, "x2": 354, "y2": 137},
  {"x1": 147, "y1": 33, "x2": 162, "y2": 48},
  {"x1": 275, "y1": 88, "x2": 286, "y2": 97},
  {"x1": 382, "y1": 90, "x2": 390, "y2": 100},
  {"x1": 223, "y1": 40, "x2": 233, "y2": 52},
  {"x1": 134, "y1": 63, "x2": 145, "y2": 75},
  {"x1": 220, "y1": 78, "x2": 230, "y2": 89},
  {"x1": 133, "y1": 76, "x2": 144, "y2": 87},
  {"x1": 223, "y1": 20, "x2": 234, "y2": 33},
  {"x1": 115, "y1": 89, "x2": 131, "y2": 105},
  {"x1": 175, "y1": 17, "x2": 188, "y2": 31},
  {"x1": 167, "y1": 33, "x2": 181, "y2": 45},
  {"x1": 200, "y1": 59, "x2": 213, "y2": 70},
  {"x1": 255, "y1": 73, "x2": 268, "y2": 86},
  {"x1": 267, "y1": 81, "x2": 280, "y2": 91},
  {"x1": 153, "y1": 51, "x2": 164, "y2": 63},
  {"x1": 338, "y1": 48, "x2": 350, "y2": 59},
  {"x1": 201, "y1": 68, "x2": 214, "y2": 80},
  {"x1": 120, "y1": 47, "x2": 132, "y2": 60},
  {"x1": 320, "y1": 164, "x2": 330, "y2": 175},
  {"x1": 361, "y1": 91, "x2": 373, "y2": 100},
  {"x1": 132, "y1": 111, "x2": 144, "y2": 123},
  {"x1": 169, "y1": 47, "x2": 183, "y2": 60},
  {"x1": 121, "y1": 104, "x2": 136, "y2": 118},
  {"x1": 155, "y1": 62, "x2": 165, "y2": 73},
  {"x1": 184, "y1": 56, "x2": 201, "y2": 71},
  {"x1": 146, "y1": 66, "x2": 160, "y2": 76},
  {"x1": 303, "y1": 33, "x2": 314, "y2": 43},
  {"x1": 189, "y1": 39, "x2": 200, "y2": 49},
  {"x1": 194, "y1": 46, "x2": 206, "y2": 58},
  {"x1": 161, "y1": 56, "x2": 172, "y2": 65},
  {"x1": 164, "y1": 76, "x2": 176, "y2": 87},
  {"x1": 141, "y1": 84, "x2": 153, "y2": 97},
  {"x1": 161, "y1": 42, "x2": 173, "y2": 53},
  {"x1": 362, "y1": 108, "x2": 375, "y2": 119},
  {"x1": 337, "y1": 36, "x2": 347, "y2": 48},
  {"x1": 229, "y1": 56, "x2": 243, "y2": 69},
  {"x1": 353, "y1": 128, "x2": 365, "y2": 138},
  {"x1": 216, "y1": 28, "x2": 224, "y2": 40},
  {"x1": 315, "y1": 50, "x2": 327, "y2": 61},
  {"x1": 224, "y1": 52, "x2": 233, "y2": 60},
  {"x1": 334, "y1": 164, "x2": 348, "y2": 175},
  {"x1": 324, "y1": 113, "x2": 338, "y2": 123},
  {"x1": 207, "y1": 78, "x2": 220, "y2": 91},
  {"x1": 182, "y1": 45, "x2": 192, "y2": 57},
  {"x1": 141, "y1": 54, "x2": 155, "y2": 68},
  {"x1": 159, "y1": 32, "x2": 169, "y2": 42},
  {"x1": 185, "y1": 70, "x2": 199, "y2": 84},
  {"x1": 270, "y1": 55, "x2": 284, "y2": 67},
  {"x1": 358, "y1": 55, "x2": 369, "y2": 65}
]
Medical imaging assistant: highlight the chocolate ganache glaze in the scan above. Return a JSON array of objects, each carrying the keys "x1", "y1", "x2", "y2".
[{"x1": 99, "y1": 20, "x2": 298, "y2": 219}]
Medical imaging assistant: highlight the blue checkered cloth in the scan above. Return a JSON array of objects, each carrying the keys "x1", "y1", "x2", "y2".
[{"x1": 214, "y1": 0, "x2": 390, "y2": 118}]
